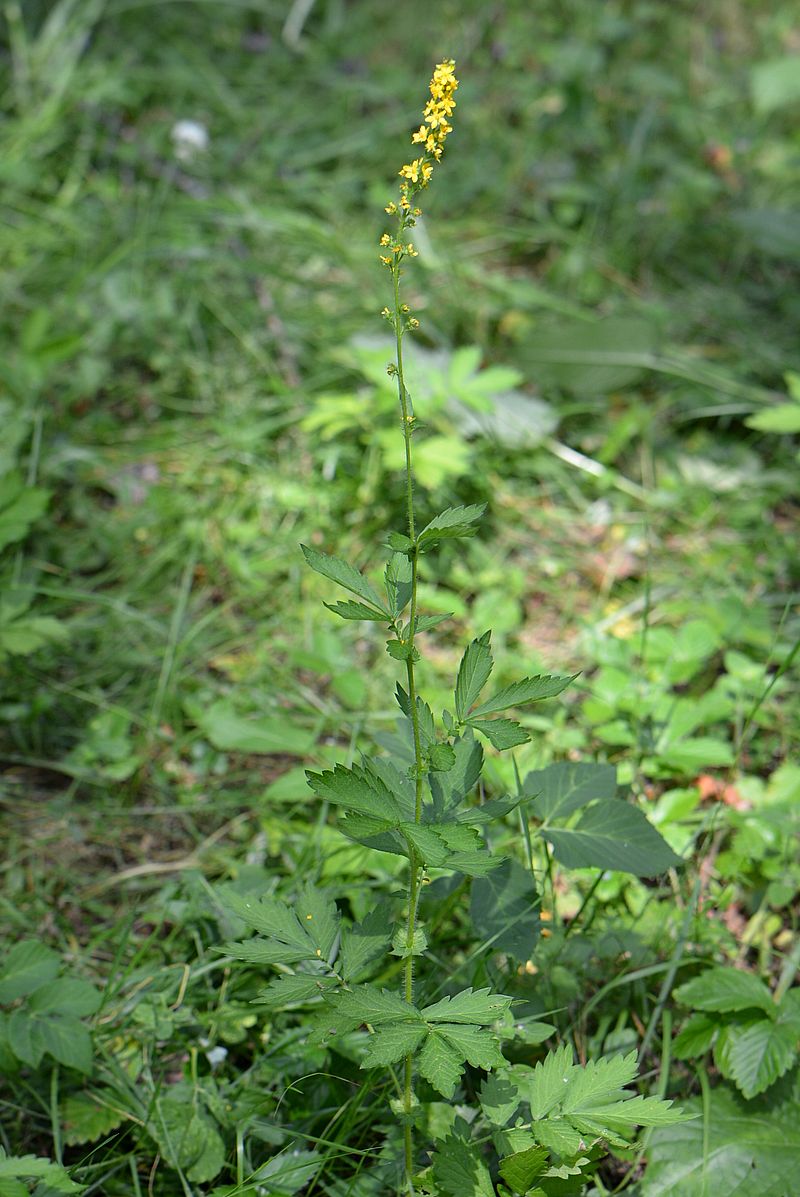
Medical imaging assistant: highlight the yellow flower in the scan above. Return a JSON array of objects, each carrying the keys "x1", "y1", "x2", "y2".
[{"x1": 380, "y1": 233, "x2": 391, "y2": 246}]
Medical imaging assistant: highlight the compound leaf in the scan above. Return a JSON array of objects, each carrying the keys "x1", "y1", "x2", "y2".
[
  {"x1": 455, "y1": 633, "x2": 494, "y2": 721},
  {"x1": 361, "y1": 1022, "x2": 428, "y2": 1068},
  {"x1": 470, "y1": 673, "x2": 576, "y2": 717},
  {"x1": 422, "y1": 987, "x2": 513, "y2": 1025},
  {"x1": 417, "y1": 504, "x2": 486, "y2": 551},
  {"x1": 301, "y1": 545, "x2": 388, "y2": 613}
]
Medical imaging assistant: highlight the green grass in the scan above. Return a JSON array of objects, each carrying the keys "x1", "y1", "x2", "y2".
[{"x1": 0, "y1": 1, "x2": 798, "y2": 1193}]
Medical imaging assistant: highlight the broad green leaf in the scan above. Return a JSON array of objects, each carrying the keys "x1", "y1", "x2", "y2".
[
  {"x1": 27, "y1": 979, "x2": 101, "y2": 1018},
  {"x1": 361, "y1": 1022, "x2": 428, "y2": 1067},
  {"x1": 251, "y1": 1148, "x2": 319, "y2": 1193},
  {"x1": 61, "y1": 1094, "x2": 125, "y2": 1146},
  {"x1": 499, "y1": 1145, "x2": 548, "y2": 1193},
  {"x1": 715, "y1": 1017, "x2": 798, "y2": 1098},
  {"x1": 417, "y1": 504, "x2": 486, "y2": 551},
  {"x1": 0, "y1": 941, "x2": 60, "y2": 1002},
  {"x1": 339, "y1": 906, "x2": 393, "y2": 983},
  {"x1": 296, "y1": 885, "x2": 340, "y2": 958},
  {"x1": 520, "y1": 1043, "x2": 576, "y2": 1119},
  {"x1": 254, "y1": 975, "x2": 337, "y2": 1007},
  {"x1": 37, "y1": 1015, "x2": 93, "y2": 1074},
  {"x1": 323, "y1": 599, "x2": 388, "y2": 621},
  {"x1": 470, "y1": 673, "x2": 576, "y2": 717},
  {"x1": 431, "y1": 1136, "x2": 495, "y2": 1197},
  {"x1": 327, "y1": 985, "x2": 421, "y2": 1027},
  {"x1": 525, "y1": 761, "x2": 617, "y2": 822},
  {"x1": 306, "y1": 762, "x2": 405, "y2": 821},
  {"x1": 422, "y1": 987, "x2": 513, "y2": 1026},
  {"x1": 417, "y1": 1030, "x2": 465, "y2": 1098},
  {"x1": 643, "y1": 1080, "x2": 800, "y2": 1196},
  {"x1": 746, "y1": 403, "x2": 800, "y2": 434},
  {"x1": 675, "y1": 968, "x2": 774, "y2": 1017},
  {"x1": 301, "y1": 545, "x2": 388, "y2": 613},
  {"x1": 219, "y1": 939, "x2": 314, "y2": 965},
  {"x1": 150, "y1": 1090, "x2": 225, "y2": 1184},
  {"x1": 560, "y1": 1050, "x2": 639, "y2": 1112},
  {"x1": 673, "y1": 1012, "x2": 719, "y2": 1059},
  {"x1": 572, "y1": 1093, "x2": 689, "y2": 1132},
  {"x1": 467, "y1": 717, "x2": 530, "y2": 750},
  {"x1": 384, "y1": 552, "x2": 412, "y2": 617},
  {"x1": 480, "y1": 1072, "x2": 520, "y2": 1126},
  {"x1": 218, "y1": 891, "x2": 314, "y2": 953},
  {"x1": 470, "y1": 858, "x2": 539, "y2": 960},
  {"x1": 196, "y1": 700, "x2": 314, "y2": 756},
  {"x1": 429, "y1": 743, "x2": 456, "y2": 772},
  {"x1": 0, "y1": 476, "x2": 50, "y2": 552},
  {"x1": 6, "y1": 1010, "x2": 44, "y2": 1068},
  {"x1": 436, "y1": 1023, "x2": 506, "y2": 1071},
  {"x1": 543, "y1": 800, "x2": 682, "y2": 876},
  {"x1": 454, "y1": 633, "x2": 494, "y2": 721}
]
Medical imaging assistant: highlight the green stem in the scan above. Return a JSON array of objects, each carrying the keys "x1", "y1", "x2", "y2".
[{"x1": 391, "y1": 239, "x2": 426, "y2": 1194}]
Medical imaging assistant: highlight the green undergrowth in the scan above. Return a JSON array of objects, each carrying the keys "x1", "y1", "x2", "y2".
[{"x1": 0, "y1": 0, "x2": 799, "y2": 1194}]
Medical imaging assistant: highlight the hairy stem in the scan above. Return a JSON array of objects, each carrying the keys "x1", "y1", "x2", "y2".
[{"x1": 391, "y1": 241, "x2": 426, "y2": 1193}]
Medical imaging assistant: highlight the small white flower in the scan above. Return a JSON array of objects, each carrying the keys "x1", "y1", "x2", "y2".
[
  {"x1": 171, "y1": 119, "x2": 209, "y2": 161},
  {"x1": 205, "y1": 1045, "x2": 228, "y2": 1068}
]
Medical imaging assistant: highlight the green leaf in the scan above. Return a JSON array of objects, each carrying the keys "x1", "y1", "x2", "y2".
[
  {"x1": 386, "y1": 638, "x2": 419, "y2": 662},
  {"x1": 457, "y1": 794, "x2": 521, "y2": 825},
  {"x1": 306, "y1": 762, "x2": 405, "y2": 822},
  {"x1": 417, "y1": 1031, "x2": 465, "y2": 1098},
  {"x1": 414, "y1": 612, "x2": 453, "y2": 634},
  {"x1": 384, "y1": 552, "x2": 413, "y2": 617},
  {"x1": 27, "y1": 979, "x2": 101, "y2": 1018},
  {"x1": 745, "y1": 404, "x2": 800, "y2": 434},
  {"x1": 422, "y1": 987, "x2": 513, "y2": 1025},
  {"x1": 643, "y1": 1081, "x2": 800, "y2": 1196},
  {"x1": 467, "y1": 717, "x2": 530, "y2": 750},
  {"x1": 326, "y1": 985, "x2": 421, "y2": 1028},
  {"x1": 751, "y1": 55, "x2": 800, "y2": 114},
  {"x1": 0, "y1": 1149, "x2": 83, "y2": 1193},
  {"x1": 395, "y1": 684, "x2": 436, "y2": 747},
  {"x1": 61, "y1": 1094, "x2": 125, "y2": 1146},
  {"x1": 675, "y1": 968, "x2": 775, "y2": 1017},
  {"x1": 150, "y1": 1091, "x2": 225, "y2": 1184},
  {"x1": 361, "y1": 1022, "x2": 428, "y2": 1067},
  {"x1": 715, "y1": 1018, "x2": 798, "y2": 1099},
  {"x1": 339, "y1": 906, "x2": 393, "y2": 983},
  {"x1": 525, "y1": 761, "x2": 617, "y2": 822},
  {"x1": 499, "y1": 1145, "x2": 549, "y2": 1193},
  {"x1": 454, "y1": 632, "x2": 494, "y2": 721},
  {"x1": 573, "y1": 1093, "x2": 691, "y2": 1132},
  {"x1": 37, "y1": 1015, "x2": 93, "y2": 1073},
  {"x1": 417, "y1": 504, "x2": 486, "y2": 551},
  {"x1": 479, "y1": 1072, "x2": 520, "y2": 1125},
  {"x1": 428, "y1": 743, "x2": 456, "y2": 772},
  {"x1": 0, "y1": 941, "x2": 60, "y2": 1002},
  {"x1": 219, "y1": 890, "x2": 315, "y2": 953},
  {"x1": 429, "y1": 733, "x2": 484, "y2": 819},
  {"x1": 673, "y1": 1012, "x2": 720, "y2": 1059},
  {"x1": 219, "y1": 939, "x2": 314, "y2": 965},
  {"x1": 323, "y1": 599, "x2": 389, "y2": 621},
  {"x1": 196, "y1": 700, "x2": 314, "y2": 757},
  {"x1": 470, "y1": 858, "x2": 539, "y2": 960},
  {"x1": 521, "y1": 1043, "x2": 576, "y2": 1118},
  {"x1": 431, "y1": 1136, "x2": 495, "y2": 1197},
  {"x1": 6, "y1": 1010, "x2": 44, "y2": 1068},
  {"x1": 254, "y1": 975, "x2": 338, "y2": 1007},
  {"x1": 560, "y1": 1050, "x2": 639, "y2": 1112},
  {"x1": 543, "y1": 800, "x2": 682, "y2": 876},
  {"x1": 470, "y1": 673, "x2": 576, "y2": 717},
  {"x1": 436, "y1": 1023, "x2": 506, "y2": 1070},
  {"x1": 301, "y1": 545, "x2": 388, "y2": 613},
  {"x1": 0, "y1": 476, "x2": 50, "y2": 552}
]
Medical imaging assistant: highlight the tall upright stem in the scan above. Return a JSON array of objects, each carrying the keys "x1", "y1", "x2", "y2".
[{"x1": 391, "y1": 240, "x2": 425, "y2": 1194}]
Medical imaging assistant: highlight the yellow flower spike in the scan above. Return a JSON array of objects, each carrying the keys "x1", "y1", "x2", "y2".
[{"x1": 379, "y1": 233, "x2": 391, "y2": 246}]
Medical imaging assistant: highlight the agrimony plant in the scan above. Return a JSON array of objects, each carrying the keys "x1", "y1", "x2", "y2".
[{"x1": 219, "y1": 61, "x2": 688, "y2": 1195}]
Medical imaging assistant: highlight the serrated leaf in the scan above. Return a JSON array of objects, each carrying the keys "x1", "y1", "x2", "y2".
[
  {"x1": 429, "y1": 743, "x2": 456, "y2": 772},
  {"x1": 27, "y1": 979, "x2": 101, "y2": 1018},
  {"x1": 395, "y1": 683, "x2": 436, "y2": 747},
  {"x1": 254, "y1": 974, "x2": 338, "y2": 1007},
  {"x1": 422, "y1": 987, "x2": 513, "y2": 1025},
  {"x1": 417, "y1": 504, "x2": 486, "y2": 551},
  {"x1": 391, "y1": 924, "x2": 428, "y2": 958},
  {"x1": 361, "y1": 1022, "x2": 428, "y2": 1067},
  {"x1": 301, "y1": 545, "x2": 388, "y2": 612},
  {"x1": 386, "y1": 638, "x2": 419, "y2": 662},
  {"x1": 499, "y1": 1145, "x2": 549, "y2": 1193},
  {"x1": 673, "y1": 1012, "x2": 719, "y2": 1059},
  {"x1": 0, "y1": 1150, "x2": 83, "y2": 1193},
  {"x1": 218, "y1": 891, "x2": 313, "y2": 953},
  {"x1": 457, "y1": 794, "x2": 521, "y2": 825},
  {"x1": 323, "y1": 599, "x2": 388, "y2": 621},
  {"x1": 521, "y1": 1043, "x2": 576, "y2": 1118},
  {"x1": 675, "y1": 967, "x2": 775, "y2": 1017},
  {"x1": 543, "y1": 799, "x2": 682, "y2": 876},
  {"x1": 0, "y1": 941, "x2": 60, "y2": 1002},
  {"x1": 37, "y1": 1014, "x2": 93, "y2": 1073},
  {"x1": 467, "y1": 717, "x2": 530, "y2": 750},
  {"x1": 295, "y1": 886, "x2": 340, "y2": 958},
  {"x1": 470, "y1": 858, "x2": 539, "y2": 960},
  {"x1": 384, "y1": 552, "x2": 413, "y2": 618},
  {"x1": 61, "y1": 1094, "x2": 125, "y2": 1146},
  {"x1": 339, "y1": 905, "x2": 393, "y2": 983},
  {"x1": 417, "y1": 1030, "x2": 465, "y2": 1098},
  {"x1": 436, "y1": 1023, "x2": 506, "y2": 1070},
  {"x1": 470, "y1": 673, "x2": 576, "y2": 717},
  {"x1": 306, "y1": 762, "x2": 405, "y2": 822},
  {"x1": 560, "y1": 1050, "x2": 639, "y2": 1112},
  {"x1": 429, "y1": 733, "x2": 484, "y2": 819},
  {"x1": 525, "y1": 761, "x2": 617, "y2": 822},
  {"x1": 431, "y1": 1135, "x2": 495, "y2": 1197},
  {"x1": 415, "y1": 612, "x2": 453, "y2": 634},
  {"x1": 480, "y1": 1072, "x2": 520, "y2": 1126},
  {"x1": 715, "y1": 1017, "x2": 798, "y2": 1099},
  {"x1": 572, "y1": 1093, "x2": 689, "y2": 1131},
  {"x1": 455, "y1": 633, "x2": 494, "y2": 722},
  {"x1": 219, "y1": 939, "x2": 314, "y2": 965},
  {"x1": 327, "y1": 985, "x2": 421, "y2": 1028}
]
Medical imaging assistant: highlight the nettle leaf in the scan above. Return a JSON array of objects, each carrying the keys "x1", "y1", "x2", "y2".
[
  {"x1": 306, "y1": 761, "x2": 406, "y2": 822},
  {"x1": 301, "y1": 545, "x2": 388, "y2": 614},
  {"x1": 543, "y1": 800, "x2": 682, "y2": 876},
  {"x1": 422, "y1": 987, "x2": 513, "y2": 1025},
  {"x1": 470, "y1": 673, "x2": 576, "y2": 718},
  {"x1": 466, "y1": 717, "x2": 530, "y2": 750},
  {"x1": 525, "y1": 761, "x2": 617, "y2": 822},
  {"x1": 385, "y1": 552, "x2": 413, "y2": 617},
  {"x1": 0, "y1": 940, "x2": 60, "y2": 1002},
  {"x1": 454, "y1": 633, "x2": 494, "y2": 722},
  {"x1": 715, "y1": 1017, "x2": 798, "y2": 1098},
  {"x1": 675, "y1": 967, "x2": 775, "y2": 1017},
  {"x1": 471, "y1": 857, "x2": 539, "y2": 961},
  {"x1": 417, "y1": 504, "x2": 486, "y2": 552},
  {"x1": 499, "y1": 1144, "x2": 548, "y2": 1193},
  {"x1": 323, "y1": 599, "x2": 388, "y2": 622},
  {"x1": 431, "y1": 1135, "x2": 495, "y2": 1197},
  {"x1": 339, "y1": 905, "x2": 393, "y2": 983},
  {"x1": 361, "y1": 1022, "x2": 428, "y2": 1067}
]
